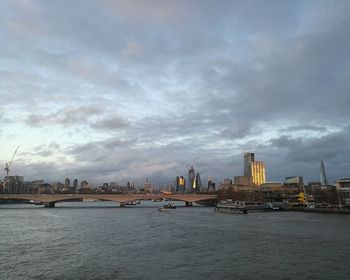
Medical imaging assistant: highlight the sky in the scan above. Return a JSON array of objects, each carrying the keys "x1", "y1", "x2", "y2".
[{"x1": 1, "y1": 0, "x2": 350, "y2": 187}]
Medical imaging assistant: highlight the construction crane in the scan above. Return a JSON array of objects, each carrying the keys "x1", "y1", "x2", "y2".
[{"x1": 4, "y1": 145, "x2": 19, "y2": 176}]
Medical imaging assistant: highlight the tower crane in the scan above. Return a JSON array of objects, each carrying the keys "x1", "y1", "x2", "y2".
[{"x1": 4, "y1": 145, "x2": 19, "y2": 176}]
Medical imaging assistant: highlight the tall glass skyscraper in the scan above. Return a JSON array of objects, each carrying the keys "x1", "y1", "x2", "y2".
[
  {"x1": 320, "y1": 160, "x2": 328, "y2": 186},
  {"x1": 194, "y1": 172, "x2": 202, "y2": 192},
  {"x1": 187, "y1": 166, "x2": 196, "y2": 193}
]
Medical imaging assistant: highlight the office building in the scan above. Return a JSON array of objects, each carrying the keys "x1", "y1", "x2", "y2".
[
  {"x1": 73, "y1": 179, "x2": 78, "y2": 189},
  {"x1": 251, "y1": 161, "x2": 266, "y2": 186},
  {"x1": 207, "y1": 176, "x2": 216, "y2": 192},
  {"x1": 64, "y1": 178, "x2": 70, "y2": 188},
  {"x1": 194, "y1": 172, "x2": 202, "y2": 192},
  {"x1": 234, "y1": 176, "x2": 253, "y2": 187},
  {"x1": 176, "y1": 176, "x2": 186, "y2": 193},
  {"x1": 188, "y1": 166, "x2": 196, "y2": 193},
  {"x1": 242, "y1": 153, "x2": 266, "y2": 187},
  {"x1": 336, "y1": 177, "x2": 350, "y2": 206},
  {"x1": 244, "y1": 153, "x2": 255, "y2": 177},
  {"x1": 285, "y1": 176, "x2": 303, "y2": 185}
]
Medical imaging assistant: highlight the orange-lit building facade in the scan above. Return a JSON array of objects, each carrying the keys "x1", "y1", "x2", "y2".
[{"x1": 251, "y1": 161, "x2": 266, "y2": 186}]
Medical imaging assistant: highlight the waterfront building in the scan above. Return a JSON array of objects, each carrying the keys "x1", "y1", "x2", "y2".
[
  {"x1": 219, "y1": 179, "x2": 233, "y2": 190},
  {"x1": 251, "y1": 161, "x2": 266, "y2": 186},
  {"x1": 244, "y1": 153, "x2": 255, "y2": 177},
  {"x1": 206, "y1": 176, "x2": 216, "y2": 192},
  {"x1": 234, "y1": 176, "x2": 253, "y2": 187},
  {"x1": 242, "y1": 153, "x2": 266, "y2": 186},
  {"x1": 64, "y1": 178, "x2": 70, "y2": 188},
  {"x1": 307, "y1": 181, "x2": 322, "y2": 192},
  {"x1": 3, "y1": 176, "x2": 25, "y2": 194},
  {"x1": 336, "y1": 177, "x2": 350, "y2": 206},
  {"x1": 336, "y1": 177, "x2": 350, "y2": 188},
  {"x1": 127, "y1": 182, "x2": 136, "y2": 194},
  {"x1": 261, "y1": 182, "x2": 284, "y2": 189},
  {"x1": 81, "y1": 180, "x2": 89, "y2": 188},
  {"x1": 284, "y1": 176, "x2": 304, "y2": 192},
  {"x1": 53, "y1": 181, "x2": 65, "y2": 192},
  {"x1": 285, "y1": 176, "x2": 303, "y2": 185},
  {"x1": 73, "y1": 179, "x2": 78, "y2": 189},
  {"x1": 24, "y1": 180, "x2": 54, "y2": 194}
]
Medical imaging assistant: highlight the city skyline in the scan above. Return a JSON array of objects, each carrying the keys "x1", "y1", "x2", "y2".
[{"x1": 1, "y1": 1, "x2": 350, "y2": 185}]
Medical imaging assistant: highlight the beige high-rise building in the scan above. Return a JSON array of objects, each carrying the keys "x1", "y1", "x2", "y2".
[{"x1": 251, "y1": 161, "x2": 266, "y2": 186}]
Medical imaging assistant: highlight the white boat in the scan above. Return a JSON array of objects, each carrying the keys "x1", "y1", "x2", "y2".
[
  {"x1": 125, "y1": 201, "x2": 137, "y2": 206},
  {"x1": 214, "y1": 201, "x2": 248, "y2": 214}
]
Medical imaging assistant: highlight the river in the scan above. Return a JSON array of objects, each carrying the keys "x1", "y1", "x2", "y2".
[{"x1": 1, "y1": 201, "x2": 349, "y2": 280}]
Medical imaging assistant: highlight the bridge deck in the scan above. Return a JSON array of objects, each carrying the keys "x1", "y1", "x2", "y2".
[{"x1": 0, "y1": 193, "x2": 218, "y2": 204}]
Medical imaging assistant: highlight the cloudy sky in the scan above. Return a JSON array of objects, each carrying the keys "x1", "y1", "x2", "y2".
[{"x1": 1, "y1": 0, "x2": 350, "y2": 186}]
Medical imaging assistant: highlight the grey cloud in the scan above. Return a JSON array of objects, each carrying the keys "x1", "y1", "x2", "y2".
[
  {"x1": 269, "y1": 130, "x2": 350, "y2": 163},
  {"x1": 25, "y1": 105, "x2": 103, "y2": 127},
  {"x1": 25, "y1": 105, "x2": 129, "y2": 132},
  {"x1": 1, "y1": 0, "x2": 350, "y2": 185},
  {"x1": 220, "y1": 124, "x2": 252, "y2": 139},
  {"x1": 280, "y1": 125, "x2": 328, "y2": 133},
  {"x1": 90, "y1": 116, "x2": 129, "y2": 130},
  {"x1": 69, "y1": 137, "x2": 136, "y2": 159},
  {"x1": 263, "y1": 127, "x2": 350, "y2": 181}
]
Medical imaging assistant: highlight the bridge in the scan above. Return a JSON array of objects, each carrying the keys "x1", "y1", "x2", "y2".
[{"x1": 0, "y1": 193, "x2": 218, "y2": 207}]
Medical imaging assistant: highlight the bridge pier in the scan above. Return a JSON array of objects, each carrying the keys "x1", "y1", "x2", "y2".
[
  {"x1": 185, "y1": 202, "x2": 193, "y2": 207},
  {"x1": 44, "y1": 202, "x2": 55, "y2": 208}
]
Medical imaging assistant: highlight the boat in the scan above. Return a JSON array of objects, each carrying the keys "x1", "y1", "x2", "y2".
[
  {"x1": 158, "y1": 207, "x2": 166, "y2": 212},
  {"x1": 83, "y1": 198, "x2": 98, "y2": 202},
  {"x1": 29, "y1": 200, "x2": 44, "y2": 205},
  {"x1": 125, "y1": 201, "x2": 137, "y2": 206},
  {"x1": 214, "y1": 201, "x2": 248, "y2": 214},
  {"x1": 163, "y1": 203, "x2": 176, "y2": 209}
]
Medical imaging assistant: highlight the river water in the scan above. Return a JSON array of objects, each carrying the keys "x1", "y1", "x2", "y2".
[{"x1": 1, "y1": 201, "x2": 349, "y2": 280}]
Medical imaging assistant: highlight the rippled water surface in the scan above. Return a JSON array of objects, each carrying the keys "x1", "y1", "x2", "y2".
[{"x1": 1, "y1": 201, "x2": 350, "y2": 280}]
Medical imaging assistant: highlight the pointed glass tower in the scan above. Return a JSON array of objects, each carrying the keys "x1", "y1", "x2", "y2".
[
  {"x1": 187, "y1": 166, "x2": 196, "y2": 193},
  {"x1": 320, "y1": 160, "x2": 328, "y2": 186}
]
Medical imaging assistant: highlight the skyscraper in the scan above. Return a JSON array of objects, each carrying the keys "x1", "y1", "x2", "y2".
[
  {"x1": 187, "y1": 166, "x2": 195, "y2": 193},
  {"x1": 194, "y1": 172, "x2": 202, "y2": 192},
  {"x1": 244, "y1": 153, "x2": 255, "y2": 177},
  {"x1": 73, "y1": 179, "x2": 78, "y2": 189},
  {"x1": 251, "y1": 161, "x2": 266, "y2": 186},
  {"x1": 65, "y1": 178, "x2": 70, "y2": 188},
  {"x1": 176, "y1": 176, "x2": 186, "y2": 193},
  {"x1": 320, "y1": 160, "x2": 328, "y2": 186},
  {"x1": 242, "y1": 152, "x2": 266, "y2": 187}
]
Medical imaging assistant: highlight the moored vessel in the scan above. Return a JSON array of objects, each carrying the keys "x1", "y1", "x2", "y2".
[{"x1": 214, "y1": 200, "x2": 248, "y2": 214}]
